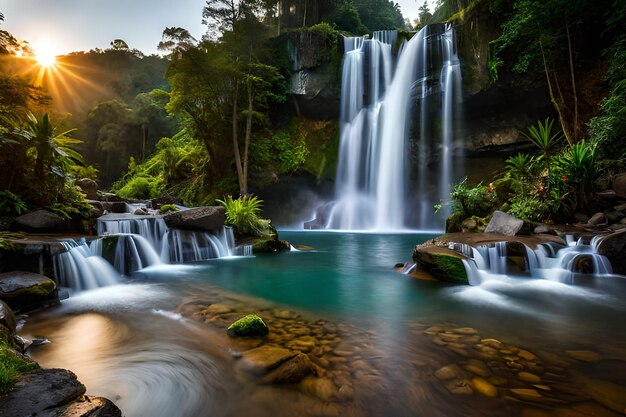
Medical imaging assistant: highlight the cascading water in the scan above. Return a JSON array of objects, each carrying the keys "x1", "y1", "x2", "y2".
[
  {"x1": 53, "y1": 240, "x2": 120, "y2": 291},
  {"x1": 321, "y1": 24, "x2": 462, "y2": 231}
]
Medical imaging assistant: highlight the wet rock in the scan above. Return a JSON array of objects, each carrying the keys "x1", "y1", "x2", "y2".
[
  {"x1": 565, "y1": 350, "x2": 600, "y2": 362},
  {"x1": 518, "y1": 350, "x2": 537, "y2": 361},
  {"x1": 464, "y1": 359, "x2": 491, "y2": 378},
  {"x1": 227, "y1": 315, "x2": 269, "y2": 337},
  {"x1": 435, "y1": 364, "x2": 464, "y2": 380},
  {"x1": 0, "y1": 369, "x2": 85, "y2": 415},
  {"x1": 52, "y1": 395, "x2": 122, "y2": 417},
  {"x1": 596, "y1": 228, "x2": 626, "y2": 274},
  {"x1": 571, "y1": 371, "x2": 626, "y2": 414},
  {"x1": 471, "y1": 377, "x2": 498, "y2": 397},
  {"x1": 0, "y1": 299, "x2": 16, "y2": 335},
  {"x1": 445, "y1": 379, "x2": 473, "y2": 395},
  {"x1": 439, "y1": 333, "x2": 464, "y2": 343},
  {"x1": 612, "y1": 172, "x2": 626, "y2": 198},
  {"x1": 0, "y1": 271, "x2": 57, "y2": 312},
  {"x1": 485, "y1": 211, "x2": 524, "y2": 236},
  {"x1": 133, "y1": 207, "x2": 149, "y2": 215},
  {"x1": 461, "y1": 217, "x2": 478, "y2": 233},
  {"x1": 75, "y1": 178, "x2": 98, "y2": 200},
  {"x1": 587, "y1": 213, "x2": 608, "y2": 227},
  {"x1": 337, "y1": 383, "x2": 354, "y2": 401},
  {"x1": 574, "y1": 213, "x2": 590, "y2": 224},
  {"x1": 452, "y1": 327, "x2": 478, "y2": 335},
  {"x1": 236, "y1": 345, "x2": 317, "y2": 384},
  {"x1": 510, "y1": 388, "x2": 543, "y2": 400},
  {"x1": 101, "y1": 193, "x2": 122, "y2": 202},
  {"x1": 207, "y1": 303, "x2": 234, "y2": 314},
  {"x1": 151, "y1": 196, "x2": 183, "y2": 210},
  {"x1": 534, "y1": 225, "x2": 557, "y2": 235},
  {"x1": 481, "y1": 338, "x2": 504, "y2": 349},
  {"x1": 413, "y1": 246, "x2": 468, "y2": 284},
  {"x1": 300, "y1": 376, "x2": 337, "y2": 401},
  {"x1": 519, "y1": 372, "x2": 541, "y2": 383},
  {"x1": 488, "y1": 375, "x2": 508, "y2": 386},
  {"x1": 13, "y1": 210, "x2": 66, "y2": 233},
  {"x1": 164, "y1": 206, "x2": 225, "y2": 233}
]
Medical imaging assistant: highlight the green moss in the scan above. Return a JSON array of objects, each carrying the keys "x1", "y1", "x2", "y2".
[
  {"x1": 431, "y1": 253, "x2": 468, "y2": 284},
  {"x1": 446, "y1": 212, "x2": 464, "y2": 233},
  {"x1": 227, "y1": 314, "x2": 269, "y2": 337},
  {"x1": 301, "y1": 120, "x2": 339, "y2": 181},
  {"x1": 415, "y1": 247, "x2": 468, "y2": 284},
  {"x1": 26, "y1": 280, "x2": 56, "y2": 297},
  {"x1": 0, "y1": 338, "x2": 38, "y2": 395},
  {"x1": 159, "y1": 204, "x2": 179, "y2": 214}
]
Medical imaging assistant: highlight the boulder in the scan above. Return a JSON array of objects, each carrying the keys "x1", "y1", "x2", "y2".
[
  {"x1": 485, "y1": 211, "x2": 524, "y2": 236},
  {"x1": 533, "y1": 224, "x2": 557, "y2": 235},
  {"x1": 101, "y1": 201, "x2": 126, "y2": 213},
  {"x1": 164, "y1": 206, "x2": 225, "y2": 233},
  {"x1": 236, "y1": 345, "x2": 318, "y2": 384},
  {"x1": 227, "y1": 315, "x2": 269, "y2": 337},
  {"x1": 75, "y1": 178, "x2": 98, "y2": 200},
  {"x1": 461, "y1": 218, "x2": 477, "y2": 233},
  {"x1": 13, "y1": 210, "x2": 65, "y2": 233},
  {"x1": 151, "y1": 196, "x2": 183, "y2": 210},
  {"x1": 612, "y1": 172, "x2": 626, "y2": 198},
  {"x1": 0, "y1": 299, "x2": 16, "y2": 336},
  {"x1": 87, "y1": 200, "x2": 104, "y2": 217},
  {"x1": 596, "y1": 229, "x2": 626, "y2": 274},
  {"x1": 605, "y1": 210, "x2": 624, "y2": 223},
  {"x1": 52, "y1": 395, "x2": 123, "y2": 417},
  {"x1": 574, "y1": 213, "x2": 590, "y2": 224},
  {"x1": 101, "y1": 193, "x2": 122, "y2": 202},
  {"x1": 413, "y1": 246, "x2": 468, "y2": 284},
  {"x1": 133, "y1": 208, "x2": 149, "y2": 215},
  {"x1": 587, "y1": 212, "x2": 608, "y2": 227},
  {"x1": 0, "y1": 271, "x2": 57, "y2": 312}
]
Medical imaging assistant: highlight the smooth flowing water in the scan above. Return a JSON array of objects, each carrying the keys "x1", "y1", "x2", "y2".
[{"x1": 22, "y1": 232, "x2": 626, "y2": 417}]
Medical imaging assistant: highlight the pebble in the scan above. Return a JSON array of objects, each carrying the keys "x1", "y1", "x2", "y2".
[
  {"x1": 510, "y1": 388, "x2": 543, "y2": 399},
  {"x1": 435, "y1": 364, "x2": 464, "y2": 380},
  {"x1": 432, "y1": 336, "x2": 447, "y2": 346},
  {"x1": 518, "y1": 350, "x2": 537, "y2": 361},
  {"x1": 452, "y1": 327, "x2": 478, "y2": 335},
  {"x1": 464, "y1": 359, "x2": 491, "y2": 378},
  {"x1": 519, "y1": 372, "x2": 541, "y2": 383},
  {"x1": 471, "y1": 377, "x2": 498, "y2": 397},
  {"x1": 445, "y1": 379, "x2": 473, "y2": 395},
  {"x1": 481, "y1": 338, "x2": 504, "y2": 349}
]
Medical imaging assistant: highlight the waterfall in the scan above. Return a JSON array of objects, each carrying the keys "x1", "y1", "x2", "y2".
[
  {"x1": 461, "y1": 237, "x2": 614, "y2": 286},
  {"x1": 320, "y1": 24, "x2": 462, "y2": 231},
  {"x1": 53, "y1": 240, "x2": 120, "y2": 291}
]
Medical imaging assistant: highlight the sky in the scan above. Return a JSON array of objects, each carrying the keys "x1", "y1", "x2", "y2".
[{"x1": 0, "y1": 0, "x2": 437, "y2": 56}]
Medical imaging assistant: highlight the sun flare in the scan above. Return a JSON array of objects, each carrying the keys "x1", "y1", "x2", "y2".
[{"x1": 33, "y1": 40, "x2": 58, "y2": 68}]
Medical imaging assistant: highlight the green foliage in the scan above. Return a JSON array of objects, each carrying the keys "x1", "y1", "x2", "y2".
[
  {"x1": 507, "y1": 195, "x2": 550, "y2": 223},
  {"x1": 117, "y1": 176, "x2": 162, "y2": 200},
  {"x1": 47, "y1": 184, "x2": 93, "y2": 220},
  {"x1": 159, "y1": 204, "x2": 179, "y2": 214},
  {"x1": 227, "y1": 314, "x2": 269, "y2": 337},
  {"x1": 0, "y1": 339, "x2": 39, "y2": 395},
  {"x1": 0, "y1": 190, "x2": 27, "y2": 216},
  {"x1": 487, "y1": 55, "x2": 503, "y2": 85},
  {"x1": 217, "y1": 195, "x2": 272, "y2": 237},
  {"x1": 0, "y1": 232, "x2": 25, "y2": 251},
  {"x1": 450, "y1": 178, "x2": 495, "y2": 218},
  {"x1": 523, "y1": 118, "x2": 562, "y2": 158},
  {"x1": 552, "y1": 139, "x2": 598, "y2": 211},
  {"x1": 505, "y1": 153, "x2": 536, "y2": 181}
]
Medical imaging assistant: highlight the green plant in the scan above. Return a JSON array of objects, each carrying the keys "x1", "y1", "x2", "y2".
[
  {"x1": 505, "y1": 153, "x2": 536, "y2": 182},
  {"x1": 216, "y1": 195, "x2": 271, "y2": 237},
  {"x1": 159, "y1": 204, "x2": 179, "y2": 214},
  {"x1": 0, "y1": 340, "x2": 39, "y2": 394},
  {"x1": 0, "y1": 232, "x2": 25, "y2": 251},
  {"x1": 553, "y1": 139, "x2": 599, "y2": 210},
  {"x1": 117, "y1": 176, "x2": 162, "y2": 200},
  {"x1": 523, "y1": 118, "x2": 563, "y2": 192},
  {"x1": 47, "y1": 184, "x2": 92, "y2": 220},
  {"x1": 508, "y1": 195, "x2": 550, "y2": 223},
  {"x1": 487, "y1": 55, "x2": 503, "y2": 85},
  {"x1": 450, "y1": 178, "x2": 495, "y2": 218},
  {"x1": 0, "y1": 190, "x2": 27, "y2": 216}
]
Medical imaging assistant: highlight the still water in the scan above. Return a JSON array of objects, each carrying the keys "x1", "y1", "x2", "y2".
[{"x1": 22, "y1": 232, "x2": 626, "y2": 417}]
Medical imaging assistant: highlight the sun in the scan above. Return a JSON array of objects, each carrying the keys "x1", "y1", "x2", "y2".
[{"x1": 33, "y1": 40, "x2": 58, "y2": 68}]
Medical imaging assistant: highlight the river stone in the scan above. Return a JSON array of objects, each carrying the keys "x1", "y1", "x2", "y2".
[
  {"x1": 237, "y1": 345, "x2": 317, "y2": 384},
  {"x1": 435, "y1": 364, "x2": 464, "y2": 380},
  {"x1": 471, "y1": 377, "x2": 498, "y2": 397},
  {"x1": 263, "y1": 351, "x2": 318, "y2": 384},
  {"x1": 612, "y1": 172, "x2": 626, "y2": 197},
  {"x1": 49, "y1": 396, "x2": 122, "y2": 417},
  {"x1": 13, "y1": 210, "x2": 66, "y2": 233},
  {"x1": 0, "y1": 369, "x2": 86, "y2": 415},
  {"x1": 300, "y1": 376, "x2": 337, "y2": 401},
  {"x1": 565, "y1": 350, "x2": 601, "y2": 362},
  {"x1": 464, "y1": 359, "x2": 491, "y2": 378},
  {"x1": 518, "y1": 349, "x2": 537, "y2": 361},
  {"x1": 485, "y1": 211, "x2": 524, "y2": 236},
  {"x1": 445, "y1": 379, "x2": 473, "y2": 395},
  {"x1": 596, "y1": 228, "x2": 626, "y2": 274},
  {"x1": 587, "y1": 213, "x2": 608, "y2": 226},
  {"x1": 164, "y1": 206, "x2": 225, "y2": 233},
  {"x1": 519, "y1": 372, "x2": 542, "y2": 383},
  {"x1": 510, "y1": 388, "x2": 543, "y2": 399},
  {"x1": 534, "y1": 224, "x2": 557, "y2": 235},
  {"x1": 227, "y1": 315, "x2": 268, "y2": 337},
  {"x1": 0, "y1": 271, "x2": 57, "y2": 311},
  {"x1": 571, "y1": 371, "x2": 626, "y2": 414}
]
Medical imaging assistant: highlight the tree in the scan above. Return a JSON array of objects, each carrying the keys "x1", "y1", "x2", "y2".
[
  {"x1": 110, "y1": 39, "x2": 129, "y2": 50},
  {"x1": 158, "y1": 27, "x2": 197, "y2": 58}
]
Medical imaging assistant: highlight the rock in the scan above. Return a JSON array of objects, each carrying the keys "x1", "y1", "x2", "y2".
[
  {"x1": 605, "y1": 211, "x2": 624, "y2": 223},
  {"x1": 240, "y1": 236, "x2": 291, "y2": 254},
  {"x1": 236, "y1": 345, "x2": 316, "y2": 384},
  {"x1": 534, "y1": 225, "x2": 557, "y2": 235},
  {"x1": 612, "y1": 172, "x2": 626, "y2": 198},
  {"x1": 0, "y1": 299, "x2": 16, "y2": 336},
  {"x1": 596, "y1": 228, "x2": 626, "y2": 274},
  {"x1": 101, "y1": 193, "x2": 122, "y2": 202},
  {"x1": 518, "y1": 349, "x2": 537, "y2": 361},
  {"x1": 435, "y1": 364, "x2": 464, "y2": 380},
  {"x1": 571, "y1": 371, "x2": 626, "y2": 414},
  {"x1": 87, "y1": 200, "x2": 104, "y2": 217},
  {"x1": 151, "y1": 196, "x2": 183, "y2": 210},
  {"x1": 565, "y1": 350, "x2": 601, "y2": 362},
  {"x1": 101, "y1": 201, "x2": 126, "y2": 213},
  {"x1": 0, "y1": 271, "x2": 57, "y2": 312},
  {"x1": 587, "y1": 213, "x2": 608, "y2": 227},
  {"x1": 471, "y1": 377, "x2": 498, "y2": 397},
  {"x1": 53, "y1": 395, "x2": 122, "y2": 417},
  {"x1": 464, "y1": 359, "x2": 491, "y2": 378},
  {"x1": 519, "y1": 372, "x2": 542, "y2": 383},
  {"x1": 227, "y1": 314, "x2": 269, "y2": 337},
  {"x1": 133, "y1": 208, "x2": 149, "y2": 215},
  {"x1": 413, "y1": 246, "x2": 468, "y2": 284},
  {"x1": 300, "y1": 376, "x2": 337, "y2": 401},
  {"x1": 75, "y1": 178, "x2": 98, "y2": 200},
  {"x1": 574, "y1": 213, "x2": 590, "y2": 224},
  {"x1": 461, "y1": 218, "x2": 478, "y2": 233},
  {"x1": 164, "y1": 206, "x2": 225, "y2": 233},
  {"x1": 445, "y1": 379, "x2": 473, "y2": 395},
  {"x1": 621, "y1": 217, "x2": 626, "y2": 224},
  {"x1": 510, "y1": 388, "x2": 543, "y2": 399},
  {"x1": 0, "y1": 368, "x2": 85, "y2": 415},
  {"x1": 485, "y1": 211, "x2": 524, "y2": 236},
  {"x1": 13, "y1": 210, "x2": 66, "y2": 233}
]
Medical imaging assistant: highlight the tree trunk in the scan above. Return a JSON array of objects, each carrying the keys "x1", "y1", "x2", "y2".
[
  {"x1": 242, "y1": 84, "x2": 253, "y2": 196},
  {"x1": 232, "y1": 78, "x2": 244, "y2": 194}
]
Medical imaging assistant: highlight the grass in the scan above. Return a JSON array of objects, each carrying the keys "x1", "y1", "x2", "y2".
[{"x1": 0, "y1": 337, "x2": 38, "y2": 395}]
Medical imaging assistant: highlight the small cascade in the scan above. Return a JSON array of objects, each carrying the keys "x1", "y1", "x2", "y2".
[
  {"x1": 460, "y1": 237, "x2": 614, "y2": 286},
  {"x1": 91, "y1": 234, "x2": 162, "y2": 275},
  {"x1": 317, "y1": 23, "x2": 462, "y2": 231},
  {"x1": 161, "y1": 227, "x2": 233, "y2": 263},
  {"x1": 53, "y1": 240, "x2": 120, "y2": 291}
]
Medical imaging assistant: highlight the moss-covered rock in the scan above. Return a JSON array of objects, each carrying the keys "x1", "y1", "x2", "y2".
[
  {"x1": 0, "y1": 271, "x2": 57, "y2": 312},
  {"x1": 413, "y1": 246, "x2": 468, "y2": 284},
  {"x1": 492, "y1": 177, "x2": 522, "y2": 206},
  {"x1": 446, "y1": 212, "x2": 465, "y2": 233},
  {"x1": 227, "y1": 315, "x2": 269, "y2": 337}
]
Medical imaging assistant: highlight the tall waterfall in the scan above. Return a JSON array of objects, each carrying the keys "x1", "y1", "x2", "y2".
[{"x1": 323, "y1": 24, "x2": 462, "y2": 230}]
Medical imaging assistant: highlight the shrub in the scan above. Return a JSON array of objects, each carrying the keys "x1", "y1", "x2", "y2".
[
  {"x1": 553, "y1": 139, "x2": 599, "y2": 211},
  {"x1": 450, "y1": 178, "x2": 495, "y2": 218},
  {"x1": 117, "y1": 176, "x2": 161, "y2": 200},
  {"x1": 159, "y1": 204, "x2": 179, "y2": 214},
  {"x1": 217, "y1": 195, "x2": 272, "y2": 238},
  {"x1": 0, "y1": 191, "x2": 27, "y2": 216},
  {"x1": 507, "y1": 195, "x2": 550, "y2": 223}
]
